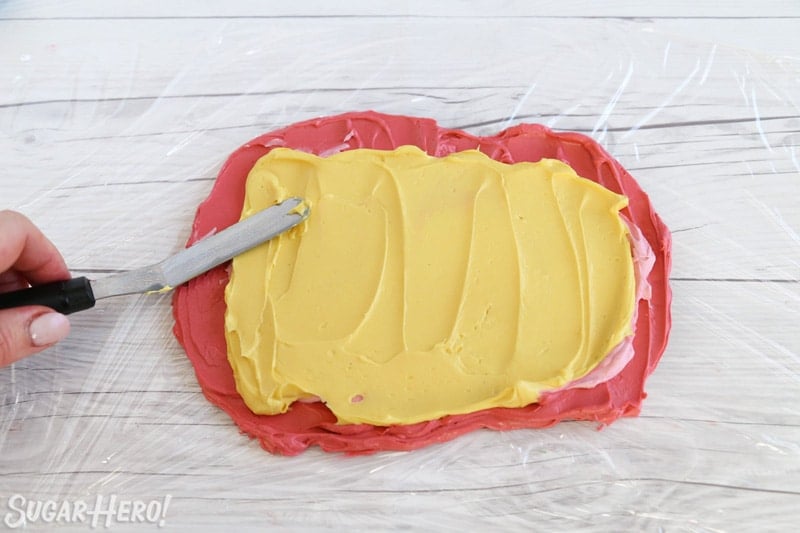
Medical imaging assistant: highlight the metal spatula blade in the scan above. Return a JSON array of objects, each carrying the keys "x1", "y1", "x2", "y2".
[{"x1": 0, "y1": 197, "x2": 309, "y2": 315}]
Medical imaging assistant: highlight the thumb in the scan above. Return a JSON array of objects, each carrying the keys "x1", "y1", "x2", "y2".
[{"x1": 0, "y1": 307, "x2": 70, "y2": 367}]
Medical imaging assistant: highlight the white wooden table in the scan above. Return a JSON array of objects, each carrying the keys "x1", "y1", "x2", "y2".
[{"x1": 1, "y1": 1, "x2": 798, "y2": 531}]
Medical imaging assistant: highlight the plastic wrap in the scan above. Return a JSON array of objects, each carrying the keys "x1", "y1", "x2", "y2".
[{"x1": 1, "y1": 5, "x2": 798, "y2": 531}]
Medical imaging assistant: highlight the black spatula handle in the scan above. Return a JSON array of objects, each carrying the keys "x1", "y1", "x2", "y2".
[{"x1": 0, "y1": 277, "x2": 96, "y2": 315}]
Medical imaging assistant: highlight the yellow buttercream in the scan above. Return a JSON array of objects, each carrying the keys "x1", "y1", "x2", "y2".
[{"x1": 224, "y1": 146, "x2": 635, "y2": 425}]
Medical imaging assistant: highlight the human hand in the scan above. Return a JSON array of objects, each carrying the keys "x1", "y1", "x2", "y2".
[{"x1": 0, "y1": 211, "x2": 71, "y2": 367}]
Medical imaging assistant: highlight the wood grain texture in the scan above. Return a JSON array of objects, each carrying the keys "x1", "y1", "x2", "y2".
[{"x1": 0, "y1": 1, "x2": 798, "y2": 531}]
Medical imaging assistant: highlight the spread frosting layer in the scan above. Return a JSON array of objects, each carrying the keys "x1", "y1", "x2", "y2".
[
  {"x1": 172, "y1": 111, "x2": 673, "y2": 455},
  {"x1": 225, "y1": 146, "x2": 636, "y2": 425}
]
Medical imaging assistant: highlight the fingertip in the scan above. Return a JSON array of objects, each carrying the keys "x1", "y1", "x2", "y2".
[
  {"x1": 0, "y1": 308, "x2": 70, "y2": 368},
  {"x1": 30, "y1": 312, "x2": 71, "y2": 347}
]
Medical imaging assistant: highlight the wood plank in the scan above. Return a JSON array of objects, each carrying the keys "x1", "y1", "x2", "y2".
[
  {"x1": 4, "y1": 0, "x2": 800, "y2": 19},
  {"x1": 1, "y1": 17, "x2": 799, "y2": 106},
  {"x1": 0, "y1": 417, "x2": 797, "y2": 529}
]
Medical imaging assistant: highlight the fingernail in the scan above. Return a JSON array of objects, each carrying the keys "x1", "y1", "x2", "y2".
[{"x1": 29, "y1": 312, "x2": 70, "y2": 347}]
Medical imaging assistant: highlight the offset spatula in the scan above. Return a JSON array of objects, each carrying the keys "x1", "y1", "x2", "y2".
[{"x1": 0, "y1": 197, "x2": 309, "y2": 315}]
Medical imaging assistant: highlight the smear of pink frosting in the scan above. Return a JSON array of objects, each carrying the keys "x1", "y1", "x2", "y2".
[{"x1": 556, "y1": 216, "x2": 655, "y2": 392}]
